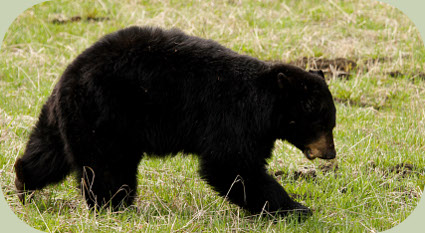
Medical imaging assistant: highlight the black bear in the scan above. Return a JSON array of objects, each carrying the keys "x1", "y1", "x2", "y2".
[{"x1": 14, "y1": 26, "x2": 336, "y2": 217}]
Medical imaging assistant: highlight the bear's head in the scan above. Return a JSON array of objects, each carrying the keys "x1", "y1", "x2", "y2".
[{"x1": 270, "y1": 64, "x2": 336, "y2": 160}]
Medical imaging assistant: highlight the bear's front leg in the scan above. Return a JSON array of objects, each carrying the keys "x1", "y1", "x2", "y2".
[
  {"x1": 76, "y1": 162, "x2": 138, "y2": 211},
  {"x1": 199, "y1": 156, "x2": 311, "y2": 218}
]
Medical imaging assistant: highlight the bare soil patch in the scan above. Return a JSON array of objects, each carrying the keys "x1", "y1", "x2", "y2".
[
  {"x1": 288, "y1": 57, "x2": 357, "y2": 79},
  {"x1": 387, "y1": 71, "x2": 425, "y2": 81},
  {"x1": 366, "y1": 161, "x2": 421, "y2": 178},
  {"x1": 274, "y1": 167, "x2": 317, "y2": 180},
  {"x1": 387, "y1": 163, "x2": 415, "y2": 178},
  {"x1": 274, "y1": 162, "x2": 338, "y2": 181},
  {"x1": 318, "y1": 162, "x2": 339, "y2": 174},
  {"x1": 51, "y1": 15, "x2": 110, "y2": 24},
  {"x1": 288, "y1": 56, "x2": 425, "y2": 82}
]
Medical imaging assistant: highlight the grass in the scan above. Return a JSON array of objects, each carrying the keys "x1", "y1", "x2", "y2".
[{"x1": 1, "y1": 0, "x2": 424, "y2": 232}]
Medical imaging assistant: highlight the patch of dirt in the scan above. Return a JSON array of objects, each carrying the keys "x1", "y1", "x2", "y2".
[
  {"x1": 52, "y1": 16, "x2": 81, "y2": 24},
  {"x1": 86, "y1": 16, "x2": 110, "y2": 22},
  {"x1": 288, "y1": 57, "x2": 357, "y2": 79},
  {"x1": 318, "y1": 162, "x2": 339, "y2": 174},
  {"x1": 364, "y1": 55, "x2": 414, "y2": 65},
  {"x1": 386, "y1": 71, "x2": 425, "y2": 81},
  {"x1": 274, "y1": 167, "x2": 317, "y2": 180},
  {"x1": 286, "y1": 56, "x2": 425, "y2": 82},
  {"x1": 274, "y1": 162, "x2": 338, "y2": 180},
  {"x1": 361, "y1": 56, "x2": 425, "y2": 81},
  {"x1": 293, "y1": 167, "x2": 317, "y2": 180},
  {"x1": 51, "y1": 15, "x2": 110, "y2": 24},
  {"x1": 364, "y1": 57, "x2": 393, "y2": 64},
  {"x1": 387, "y1": 163, "x2": 414, "y2": 177},
  {"x1": 366, "y1": 161, "x2": 420, "y2": 178}
]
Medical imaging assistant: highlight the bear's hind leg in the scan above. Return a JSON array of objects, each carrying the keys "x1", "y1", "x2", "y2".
[{"x1": 14, "y1": 103, "x2": 71, "y2": 203}]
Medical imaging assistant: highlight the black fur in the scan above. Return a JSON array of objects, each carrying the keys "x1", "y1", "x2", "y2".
[{"x1": 15, "y1": 26, "x2": 336, "y2": 217}]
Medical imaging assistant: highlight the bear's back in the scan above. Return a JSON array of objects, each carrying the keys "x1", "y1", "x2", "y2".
[{"x1": 69, "y1": 26, "x2": 265, "y2": 84}]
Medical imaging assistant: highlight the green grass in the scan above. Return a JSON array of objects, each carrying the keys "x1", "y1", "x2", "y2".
[{"x1": 1, "y1": 0, "x2": 424, "y2": 232}]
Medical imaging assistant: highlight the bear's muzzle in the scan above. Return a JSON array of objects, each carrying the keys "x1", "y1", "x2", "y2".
[{"x1": 303, "y1": 132, "x2": 336, "y2": 160}]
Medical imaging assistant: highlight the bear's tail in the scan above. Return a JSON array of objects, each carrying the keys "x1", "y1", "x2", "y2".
[{"x1": 14, "y1": 97, "x2": 71, "y2": 203}]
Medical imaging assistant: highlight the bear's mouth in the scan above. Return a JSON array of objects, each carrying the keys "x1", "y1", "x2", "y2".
[{"x1": 303, "y1": 149, "x2": 317, "y2": 160}]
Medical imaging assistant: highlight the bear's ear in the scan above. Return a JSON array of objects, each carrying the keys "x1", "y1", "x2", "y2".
[
  {"x1": 277, "y1": 72, "x2": 291, "y2": 89},
  {"x1": 309, "y1": 70, "x2": 325, "y2": 80}
]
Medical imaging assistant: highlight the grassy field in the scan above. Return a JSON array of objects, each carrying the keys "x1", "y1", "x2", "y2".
[{"x1": 1, "y1": 0, "x2": 424, "y2": 232}]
